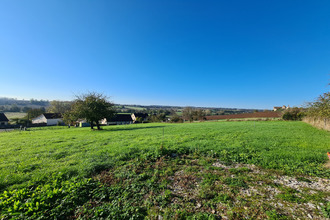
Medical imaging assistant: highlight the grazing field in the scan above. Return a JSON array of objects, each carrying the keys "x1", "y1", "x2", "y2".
[
  {"x1": 205, "y1": 112, "x2": 281, "y2": 120},
  {"x1": 0, "y1": 121, "x2": 329, "y2": 219}
]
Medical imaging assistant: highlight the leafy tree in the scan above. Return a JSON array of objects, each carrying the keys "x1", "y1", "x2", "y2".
[
  {"x1": 149, "y1": 113, "x2": 166, "y2": 122},
  {"x1": 307, "y1": 92, "x2": 330, "y2": 118},
  {"x1": 182, "y1": 107, "x2": 194, "y2": 122},
  {"x1": 48, "y1": 101, "x2": 72, "y2": 114},
  {"x1": 282, "y1": 107, "x2": 305, "y2": 121},
  {"x1": 26, "y1": 108, "x2": 46, "y2": 120},
  {"x1": 193, "y1": 109, "x2": 206, "y2": 121},
  {"x1": 67, "y1": 92, "x2": 116, "y2": 130},
  {"x1": 170, "y1": 112, "x2": 182, "y2": 123}
]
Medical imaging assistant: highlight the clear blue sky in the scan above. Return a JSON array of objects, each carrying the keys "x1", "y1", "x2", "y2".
[{"x1": 0, "y1": 0, "x2": 329, "y2": 109}]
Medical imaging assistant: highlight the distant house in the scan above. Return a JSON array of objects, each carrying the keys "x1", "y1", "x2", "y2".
[
  {"x1": 32, "y1": 113, "x2": 63, "y2": 125},
  {"x1": 0, "y1": 113, "x2": 9, "y2": 126},
  {"x1": 102, "y1": 114, "x2": 133, "y2": 125},
  {"x1": 273, "y1": 105, "x2": 289, "y2": 111},
  {"x1": 131, "y1": 113, "x2": 149, "y2": 123}
]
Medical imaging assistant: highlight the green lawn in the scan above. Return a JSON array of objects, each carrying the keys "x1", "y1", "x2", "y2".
[{"x1": 0, "y1": 121, "x2": 329, "y2": 219}]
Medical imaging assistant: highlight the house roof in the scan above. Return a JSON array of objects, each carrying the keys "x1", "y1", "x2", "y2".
[
  {"x1": 0, "y1": 113, "x2": 9, "y2": 122},
  {"x1": 133, "y1": 113, "x2": 149, "y2": 119},
  {"x1": 109, "y1": 114, "x2": 133, "y2": 122},
  {"x1": 43, "y1": 113, "x2": 63, "y2": 119}
]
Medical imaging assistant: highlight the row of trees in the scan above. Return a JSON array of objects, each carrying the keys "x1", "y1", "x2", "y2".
[{"x1": 0, "y1": 105, "x2": 46, "y2": 113}]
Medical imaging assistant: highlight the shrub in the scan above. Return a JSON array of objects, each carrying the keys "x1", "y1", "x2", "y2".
[{"x1": 282, "y1": 107, "x2": 305, "y2": 121}]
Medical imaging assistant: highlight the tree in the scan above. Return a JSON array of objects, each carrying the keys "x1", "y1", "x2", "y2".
[
  {"x1": 307, "y1": 92, "x2": 330, "y2": 118},
  {"x1": 182, "y1": 107, "x2": 194, "y2": 122},
  {"x1": 67, "y1": 92, "x2": 116, "y2": 130},
  {"x1": 26, "y1": 108, "x2": 46, "y2": 120},
  {"x1": 282, "y1": 107, "x2": 305, "y2": 121},
  {"x1": 48, "y1": 100, "x2": 72, "y2": 114}
]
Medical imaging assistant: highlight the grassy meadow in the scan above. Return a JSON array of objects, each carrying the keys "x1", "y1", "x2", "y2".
[{"x1": 0, "y1": 121, "x2": 329, "y2": 219}]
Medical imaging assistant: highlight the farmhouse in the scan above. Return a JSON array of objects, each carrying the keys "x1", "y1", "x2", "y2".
[
  {"x1": 273, "y1": 105, "x2": 289, "y2": 111},
  {"x1": 32, "y1": 113, "x2": 63, "y2": 125},
  {"x1": 0, "y1": 113, "x2": 9, "y2": 126},
  {"x1": 102, "y1": 114, "x2": 133, "y2": 125},
  {"x1": 131, "y1": 113, "x2": 149, "y2": 123}
]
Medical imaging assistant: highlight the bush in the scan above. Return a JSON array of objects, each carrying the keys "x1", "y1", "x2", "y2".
[
  {"x1": 307, "y1": 92, "x2": 330, "y2": 118},
  {"x1": 282, "y1": 108, "x2": 305, "y2": 121}
]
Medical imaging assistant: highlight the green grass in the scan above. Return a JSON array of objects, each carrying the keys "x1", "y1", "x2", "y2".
[
  {"x1": 123, "y1": 106, "x2": 146, "y2": 111},
  {"x1": 0, "y1": 121, "x2": 329, "y2": 219}
]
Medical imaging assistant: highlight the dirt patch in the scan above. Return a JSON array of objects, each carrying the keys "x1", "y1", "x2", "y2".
[
  {"x1": 92, "y1": 156, "x2": 330, "y2": 219},
  {"x1": 325, "y1": 160, "x2": 330, "y2": 169}
]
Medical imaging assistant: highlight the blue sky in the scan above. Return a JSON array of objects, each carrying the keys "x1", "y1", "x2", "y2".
[{"x1": 0, "y1": 0, "x2": 329, "y2": 109}]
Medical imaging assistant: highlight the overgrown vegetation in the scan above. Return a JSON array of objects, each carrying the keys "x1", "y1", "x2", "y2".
[
  {"x1": 0, "y1": 121, "x2": 329, "y2": 219},
  {"x1": 307, "y1": 92, "x2": 330, "y2": 118},
  {"x1": 281, "y1": 107, "x2": 305, "y2": 121}
]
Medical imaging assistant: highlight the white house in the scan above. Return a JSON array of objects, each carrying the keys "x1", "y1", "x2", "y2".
[
  {"x1": 0, "y1": 113, "x2": 9, "y2": 126},
  {"x1": 32, "y1": 113, "x2": 63, "y2": 125}
]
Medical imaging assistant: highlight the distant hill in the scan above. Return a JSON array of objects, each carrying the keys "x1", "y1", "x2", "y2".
[
  {"x1": 0, "y1": 97, "x2": 265, "y2": 115},
  {"x1": 0, "y1": 97, "x2": 50, "y2": 113}
]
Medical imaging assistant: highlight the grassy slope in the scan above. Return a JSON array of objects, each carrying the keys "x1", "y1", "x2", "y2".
[
  {"x1": 0, "y1": 121, "x2": 329, "y2": 192},
  {"x1": 1, "y1": 121, "x2": 330, "y2": 219}
]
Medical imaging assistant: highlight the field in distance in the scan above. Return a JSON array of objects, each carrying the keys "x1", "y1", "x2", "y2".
[
  {"x1": 3, "y1": 112, "x2": 27, "y2": 119},
  {"x1": 0, "y1": 121, "x2": 329, "y2": 219}
]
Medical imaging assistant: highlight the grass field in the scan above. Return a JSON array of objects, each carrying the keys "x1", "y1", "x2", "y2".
[
  {"x1": 123, "y1": 106, "x2": 146, "y2": 111},
  {"x1": 0, "y1": 121, "x2": 329, "y2": 219}
]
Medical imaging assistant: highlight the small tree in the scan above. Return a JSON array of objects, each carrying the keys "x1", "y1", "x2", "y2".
[
  {"x1": 182, "y1": 107, "x2": 194, "y2": 122},
  {"x1": 68, "y1": 92, "x2": 116, "y2": 130},
  {"x1": 307, "y1": 92, "x2": 330, "y2": 118},
  {"x1": 282, "y1": 107, "x2": 305, "y2": 121},
  {"x1": 48, "y1": 100, "x2": 72, "y2": 114}
]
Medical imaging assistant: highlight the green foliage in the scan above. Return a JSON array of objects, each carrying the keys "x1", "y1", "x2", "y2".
[
  {"x1": 321, "y1": 202, "x2": 330, "y2": 218},
  {"x1": 47, "y1": 100, "x2": 72, "y2": 114},
  {"x1": 0, "y1": 176, "x2": 99, "y2": 219},
  {"x1": 282, "y1": 107, "x2": 305, "y2": 121},
  {"x1": 182, "y1": 107, "x2": 206, "y2": 122},
  {"x1": 149, "y1": 113, "x2": 166, "y2": 122},
  {"x1": 170, "y1": 113, "x2": 183, "y2": 123},
  {"x1": 25, "y1": 108, "x2": 46, "y2": 120},
  {"x1": 66, "y1": 92, "x2": 116, "y2": 129},
  {"x1": 307, "y1": 92, "x2": 330, "y2": 118}
]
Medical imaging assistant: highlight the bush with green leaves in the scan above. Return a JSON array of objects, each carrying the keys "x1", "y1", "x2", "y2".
[
  {"x1": 307, "y1": 92, "x2": 330, "y2": 118},
  {"x1": 282, "y1": 107, "x2": 305, "y2": 121}
]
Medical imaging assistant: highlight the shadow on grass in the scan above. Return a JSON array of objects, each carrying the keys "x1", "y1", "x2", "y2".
[{"x1": 94, "y1": 125, "x2": 165, "y2": 132}]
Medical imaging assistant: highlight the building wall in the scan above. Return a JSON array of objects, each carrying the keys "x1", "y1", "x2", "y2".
[
  {"x1": 47, "y1": 119, "x2": 63, "y2": 126},
  {"x1": 0, "y1": 121, "x2": 8, "y2": 125},
  {"x1": 32, "y1": 115, "x2": 47, "y2": 124}
]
